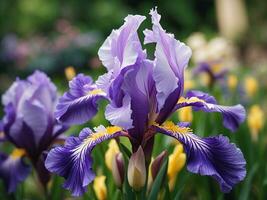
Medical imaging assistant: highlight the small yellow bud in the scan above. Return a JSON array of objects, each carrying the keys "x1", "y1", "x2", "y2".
[
  {"x1": 227, "y1": 75, "x2": 238, "y2": 91},
  {"x1": 127, "y1": 146, "x2": 146, "y2": 190},
  {"x1": 64, "y1": 66, "x2": 76, "y2": 81},
  {"x1": 244, "y1": 76, "x2": 258, "y2": 98},
  {"x1": 200, "y1": 73, "x2": 211, "y2": 87},
  {"x1": 105, "y1": 139, "x2": 119, "y2": 170},
  {"x1": 178, "y1": 106, "x2": 193, "y2": 123},
  {"x1": 247, "y1": 105, "x2": 264, "y2": 141},
  {"x1": 93, "y1": 175, "x2": 107, "y2": 200},
  {"x1": 211, "y1": 63, "x2": 223, "y2": 74},
  {"x1": 167, "y1": 143, "x2": 186, "y2": 191}
]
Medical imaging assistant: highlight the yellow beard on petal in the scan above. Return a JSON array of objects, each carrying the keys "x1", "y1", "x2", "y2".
[
  {"x1": 88, "y1": 89, "x2": 105, "y2": 96},
  {"x1": 11, "y1": 148, "x2": 26, "y2": 159},
  {"x1": 156, "y1": 121, "x2": 192, "y2": 134},
  {"x1": 177, "y1": 96, "x2": 205, "y2": 104}
]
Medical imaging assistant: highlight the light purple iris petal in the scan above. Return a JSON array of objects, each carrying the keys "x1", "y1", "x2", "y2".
[
  {"x1": 45, "y1": 126, "x2": 124, "y2": 196},
  {"x1": 144, "y1": 8, "x2": 192, "y2": 122},
  {"x1": 21, "y1": 100, "x2": 48, "y2": 146},
  {"x1": 2, "y1": 70, "x2": 67, "y2": 161},
  {"x1": 2, "y1": 80, "x2": 29, "y2": 108},
  {"x1": 95, "y1": 71, "x2": 113, "y2": 94},
  {"x1": 105, "y1": 95, "x2": 133, "y2": 130},
  {"x1": 27, "y1": 70, "x2": 57, "y2": 100},
  {"x1": 155, "y1": 125, "x2": 246, "y2": 193},
  {"x1": 0, "y1": 153, "x2": 31, "y2": 193},
  {"x1": 98, "y1": 15, "x2": 146, "y2": 73},
  {"x1": 176, "y1": 90, "x2": 246, "y2": 132},
  {"x1": 55, "y1": 74, "x2": 107, "y2": 125}
]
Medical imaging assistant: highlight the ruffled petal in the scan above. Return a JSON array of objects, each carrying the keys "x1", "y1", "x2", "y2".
[
  {"x1": 55, "y1": 74, "x2": 107, "y2": 125},
  {"x1": 154, "y1": 122, "x2": 246, "y2": 192},
  {"x1": 176, "y1": 90, "x2": 246, "y2": 132},
  {"x1": 144, "y1": 8, "x2": 192, "y2": 112},
  {"x1": 0, "y1": 150, "x2": 31, "y2": 193},
  {"x1": 45, "y1": 126, "x2": 125, "y2": 196},
  {"x1": 98, "y1": 15, "x2": 146, "y2": 73},
  {"x1": 105, "y1": 95, "x2": 133, "y2": 130}
]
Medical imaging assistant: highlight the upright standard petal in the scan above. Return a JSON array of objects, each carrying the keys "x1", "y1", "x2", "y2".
[
  {"x1": 45, "y1": 126, "x2": 126, "y2": 196},
  {"x1": 144, "y1": 8, "x2": 192, "y2": 114},
  {"x1": 0, "y1": 149, "x2": 31, "y2": 193},
  {"x1": 55, "y1": 74, "x2": 107, "y2": 125},
  {"x1": 154, "y1": 121, "x2": 246, "y2": 192},
  {"x1": 176, "y1": 90, "x2": 246, "y2": 132},
  {"x1": 98, "y1": 15, "x2": 146, "y2": 73}
]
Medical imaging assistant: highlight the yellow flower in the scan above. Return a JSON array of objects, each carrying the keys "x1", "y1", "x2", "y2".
[
  {"x1": 244, "y1": 76, "x2": 258, "y2": 98},
  {"x1": 227, "y1": 74, "x2": 238, "y2": 91},
  {"x1": 178, "y1": 106, "x2": 193, "y2": 123},
  {"x1": 93, "y1": 175, "x2": 107, "y2": 200},
  {"x1": 200, "y1": 73, "x2": 211, "y2": 87},
  {"x1": 64, "y1": 66, "x2": 76, "y2": 81},
  {"x1": 247, "y1": 105, "x2": 264, "y2": 141},
  {"x1": 167, "y1": 143, "x2": 186, "y2": 191},
  {"x1": 105, "y1": 139, "x2": 119, "y2": 170}
]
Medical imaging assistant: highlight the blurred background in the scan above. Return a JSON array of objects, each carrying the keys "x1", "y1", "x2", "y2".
[{"x1": 0, "y1": 0, "x2": 267, "y2": 199}]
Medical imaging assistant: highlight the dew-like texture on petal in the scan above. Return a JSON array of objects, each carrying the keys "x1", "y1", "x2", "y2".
[
  {"x1": 0, "y1": 153, "x2": 31, "y2": 193},
  {"x1": 155, "y1": 122, "x2": 246, "y2": 192},
  {"x1": 45, "y1": 126, "x2": 124, "y2": 196},
  {"x1": 55, "y1": 74, "x2": 107, "y2": 125}
]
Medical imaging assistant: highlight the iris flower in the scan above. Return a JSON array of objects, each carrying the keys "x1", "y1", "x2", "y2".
[
  {"x1": 0, "y1": 71, "x2": 67, "y2": 192},
  {"x1": 45, "y1": 8, "x2": 246, "y2": 196}
]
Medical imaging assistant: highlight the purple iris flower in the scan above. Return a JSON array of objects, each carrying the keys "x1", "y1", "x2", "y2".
[
  {"x1": 193, "y1": 61, "x2": 228, "y2": 87},
  {"x1": 0, "y1": 71, "x2": 68, "y2": 192},
  {"x1": 45, "y1": 8, "x2": 246, "y2": 196}
]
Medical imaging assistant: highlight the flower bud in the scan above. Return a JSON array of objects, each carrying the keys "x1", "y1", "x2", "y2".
[
  {"x1": 168, "y1": 143, "x2": 186, "y2": 191},
  {"x1": 147, "y1": 151, "x2": 167, "y2": 192},
  {"x1": 105, "y1": 139, "x2": 119, "y2": 170},
  {"x1": 93, "y1": 175, "x2": 107, "y2": 200},
  {"x1": 244, "y1": 76, "x2": 258, "y2": 98},
  {"x1": 64, "y1": 66, "x2": 76, "y2": 81},
  {"x1": 227, "y1": 75, "x2": 238, "y2": 91},
  {"x1": 151, "y1": 151, "x2": 167, "y2": 180},
  {"x1": 111, "y1": 152, "x2": 125, "y2": 187},
  {"x1": 178, "y1": 106, "x2": 193, "y2": 123},
  {"x1": 127, "y1": 146, "x2": 146, "y2": 190},
  {"x1": 247, "y1": 105, "x2": 264, "y2": 142}
]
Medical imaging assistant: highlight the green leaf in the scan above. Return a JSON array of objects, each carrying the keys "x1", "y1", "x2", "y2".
[
  {"x1": 50, "y1": 175, "x2": 63, "y2": 200},
  {"x1": 122, "y1": 174, "x2": 135, "y2": 200},
  {"x1": 238, "y1": 163, "x2": 258, "y2": 200},
  {"x1": 174, "y1": 186, "x2": 184, "y2": 200},
  {"x1": 118, "y1": 142, "x2": 131, "y2": 159},
  {"x1": 147, "y1": 158, "x2": 168, "y2": 200}
]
